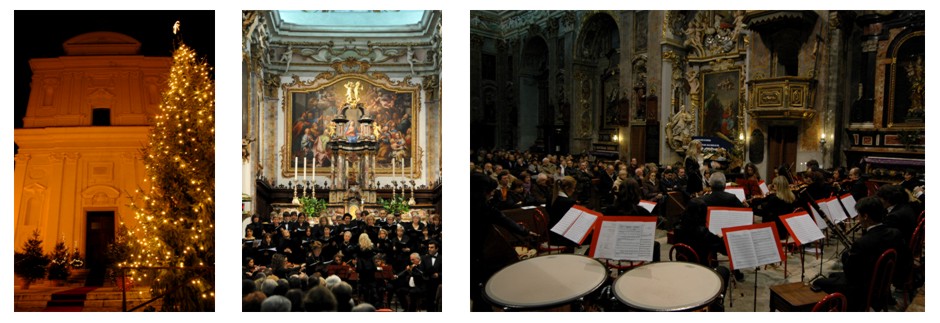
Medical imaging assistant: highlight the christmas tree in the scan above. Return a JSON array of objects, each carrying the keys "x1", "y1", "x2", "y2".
[
  {"x1": 47, "y1": 241, "x2": 71, "y2": 282},
  {"x1": 125, "y1": 42, "x2": 215, "y2": 311},
  {"x1": 14, "y1": 230, "x2": 50, "y2": 289}
]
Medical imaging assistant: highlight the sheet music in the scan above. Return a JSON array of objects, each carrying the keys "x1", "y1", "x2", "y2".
[
  {"x1": 821, "y1": 198, "x2": 848, "y2": 224},
  {"x1": 809, "y1": 206, "x2": 828, "y2": 230},
  {"x1": 592, "y1": 220, "x2": 655, "y2": 261},
  {"x1": 725, "y1": 230, "x2": 758, "y2": 269},
  {"x1": 566, "y1": 212, "x2": 598, "y2": 244},
  {"x1": 723, "y1": 224, "x2": 784, "y2": 270},
  {"x1": 758, "y1": 180, "x2": 770, "y2": 195},
  {"x1": 727, "y1": 187, "x2": 746, "y2": 202},
  {"x1": 707, "y1": 207, "x2": 754, "y2": 235},
  {"x1": 638, "y1": 200, "x2": 657, "y2": 213},
  {"x1": 751, "y1": 227, "x2": 783, "y2": 265},
  {"x1": 840, "y1": 194, "x2": 858, "y2": 218},
  {"x1": 782, "y1": 212, "x2": 825, "y2": 245},
  {"x1": 550, "y1": 206, "x2": 598, "y2": 244},
  {"x1": 551, "y1": 206, "x2": 583, "y2": 236}
]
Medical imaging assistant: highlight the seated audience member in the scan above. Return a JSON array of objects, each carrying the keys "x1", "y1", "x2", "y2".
[
  {"x1": 243, "y1": 279, "x2": 257, "y2": 297},
  {"x1": 285, "y1": 289, "x2": 305, "y2": 312},
  {"x1": 260, "y1": 295, "x2": 292, "y2": 312},
  {"x1": 331, "y1": 281, "x2": 355, "y2": 312},
  {"x1": 243, "y1": 291, "x2": 267, "y2": 312},
  {"x1": 813, "y1": 196, "x2": 912, "y2": 311},
  {"x1": 352, "y1": 303, "x2": 377, "y2": 312},
  {"x1": 303, "y1": 286, "x2": 338, "y2": 312}
]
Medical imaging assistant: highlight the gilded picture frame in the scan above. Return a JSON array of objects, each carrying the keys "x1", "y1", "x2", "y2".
[{"x1": 283, "y1": 73, "x2": 419, "y2": 177}]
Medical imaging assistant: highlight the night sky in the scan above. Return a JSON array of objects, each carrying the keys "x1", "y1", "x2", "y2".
[{"x1": 14, "y1": 10, "x2": 215, "y2": 131}]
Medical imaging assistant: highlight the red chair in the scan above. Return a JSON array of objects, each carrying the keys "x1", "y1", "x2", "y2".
[
  {"x1": 669, "y1": 243, "x2": 700, "y2": 263},
  {"x1": 812, "y1": 292, "x2": 848, "y2": 312},
  {"x1": 865, "y1": 249, "x2": 898, "y2": 312},
  {"x1": 901, "y1": 218, "x2": 925, "y2": 307}
]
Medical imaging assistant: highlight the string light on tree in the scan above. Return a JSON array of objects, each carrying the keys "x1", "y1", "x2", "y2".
[{"x1": 124, "y1": 23, "x2": 215, "y2": 311}]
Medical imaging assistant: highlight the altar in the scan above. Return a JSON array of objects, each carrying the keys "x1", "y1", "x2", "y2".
[{"x1": 241, "y1": 13, "x2": 443, "y2": 225}]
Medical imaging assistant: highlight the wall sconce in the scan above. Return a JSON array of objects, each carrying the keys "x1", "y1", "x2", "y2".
[
  {"x1": 819, "y1": 133, "x2": 827, "y2": 145},
  {"x1": 612, "y1": 134, "x2": 619, "y2": 142},
  {"x1": 739, "y1": 133, "x2": 745, "y2": 142}
]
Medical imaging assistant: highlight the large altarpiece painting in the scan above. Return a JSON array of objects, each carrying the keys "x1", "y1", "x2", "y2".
[
  {"x1": 283, "y1": 73, "x2": 419, "y2": 175},
  {"x1": 700, "y1": 68, "x2": 744, "y2": 144}
]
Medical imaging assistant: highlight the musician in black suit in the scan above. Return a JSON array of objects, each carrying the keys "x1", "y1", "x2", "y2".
[
  {"x1": 700, "y1": 172, "x2": 745, "y2": 208},
  {"x1": 421, "y1": 241, "x2": 442, "y2": 312},
  {"x1": 395, "y1": 253, "x2": 428, "y2": 312},
  {"x1": 877, "y1": 184, "x2": 920, "y2": 240},
  {"x1": 813, "y1": 196, "x2": 912, "y2": 311},
  {"x1": 547, "y1": 176, "x2": 578, "y2": 251},
  {"x1": 692, "y1": 171, "x2": 745, "y2": 281},
  {"x1": 470, "y1": 172, "x2": 536, "y2": 312}
]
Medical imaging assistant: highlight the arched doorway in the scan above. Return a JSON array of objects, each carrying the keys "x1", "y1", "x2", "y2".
[{"x1": 572, "y1": 13, "x2": 621, "y2": 156}]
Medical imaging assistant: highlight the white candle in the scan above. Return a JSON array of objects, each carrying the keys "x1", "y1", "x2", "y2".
[
  {"x1": 411, "y1": 157, "x2": 414, "y2": 178},
  {"x1": 312, "y1": 160, "x2": 316, "y2": 187},
  {"x1": 303, "y1": 157, "x2": 307, "y2": 183},
  {"x1": 392, "y1": 158, "x2": 396, "y2": 178},
  {"x1": 294, "y1": 157, "x2": 298, "y2": 179}
]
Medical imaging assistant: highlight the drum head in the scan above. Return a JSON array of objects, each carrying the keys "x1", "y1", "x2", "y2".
[
  {"x1": 613, "y1": 262, "x2": 722, "y2": 311},
  {"x1": 484, "y1": 254, "x2": 607, "y2": 310}
]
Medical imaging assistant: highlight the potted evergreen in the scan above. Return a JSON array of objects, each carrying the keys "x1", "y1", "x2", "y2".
[
  {"x1": 14, "y1": 230, "x2": 50, "y2": 290},
  {"x1": 47, "y1": 241, "x2": 71, "y2": 286}
]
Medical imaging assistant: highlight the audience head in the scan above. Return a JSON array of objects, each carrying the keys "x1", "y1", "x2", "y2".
[
  {"x1": 260, "y1": 278, "x2": 278, "y2": 296},
  {"x1": 325, "y1": 275, "x2": 342, "y2": 289},
  {"x1": 352, "y1": 303, "x2": 376, "y2": 312},
  {"x1": 242, "y1": 291, "x2": 267, "y2": 312},
  {"x1": 243, "y1": 279, "x2": 257, "y2": 296},
  {"x1": 275, "y1": 278, "x2": 289, "y2": 296},
  {"x1": 331, "y1": 281, "x2": 354, "y2": 312},
  {"x1": 303, "y1": 286, "x2": 338, "y2": 312},
  {"x1": 260, "y1": 295, "x2": 292, "y2": 312},
  {"x1": 285, "y1": 289, "x2": 305, "y2": 312}
]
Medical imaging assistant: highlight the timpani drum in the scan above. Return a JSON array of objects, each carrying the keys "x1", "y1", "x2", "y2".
[
  {"x1": 612, "y1": 261, "x2": 722, "y2": 311},
  {"x1": 484, "y1": 254, "x2": 608, "y2": 311}
]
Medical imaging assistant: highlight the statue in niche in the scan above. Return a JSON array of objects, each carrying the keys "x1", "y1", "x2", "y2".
[{"x1": 666, "y1": 104, "x2": 695, "y2": 151}]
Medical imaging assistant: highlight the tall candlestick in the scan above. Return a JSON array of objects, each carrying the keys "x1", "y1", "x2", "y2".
[
  {"x1": 303, "y1": 157, "x2": 307, "y2": 183},
  {"x1": 411, "y1": 157, "x2": 414, "y2": 178},
  {"x1": 312, "y1": 161, "x2": 316, "y2": 190},
  {"x1": 295, "y1": 157, "x2": 298, "y2": 179}
]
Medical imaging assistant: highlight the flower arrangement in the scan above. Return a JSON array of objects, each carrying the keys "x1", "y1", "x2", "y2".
[
  {"x1": 299, "y1": 196, "x2": 328, "y2": 217},
  {"x1": 379, "y1": 195, "x2": 410, "y2": 216}
]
